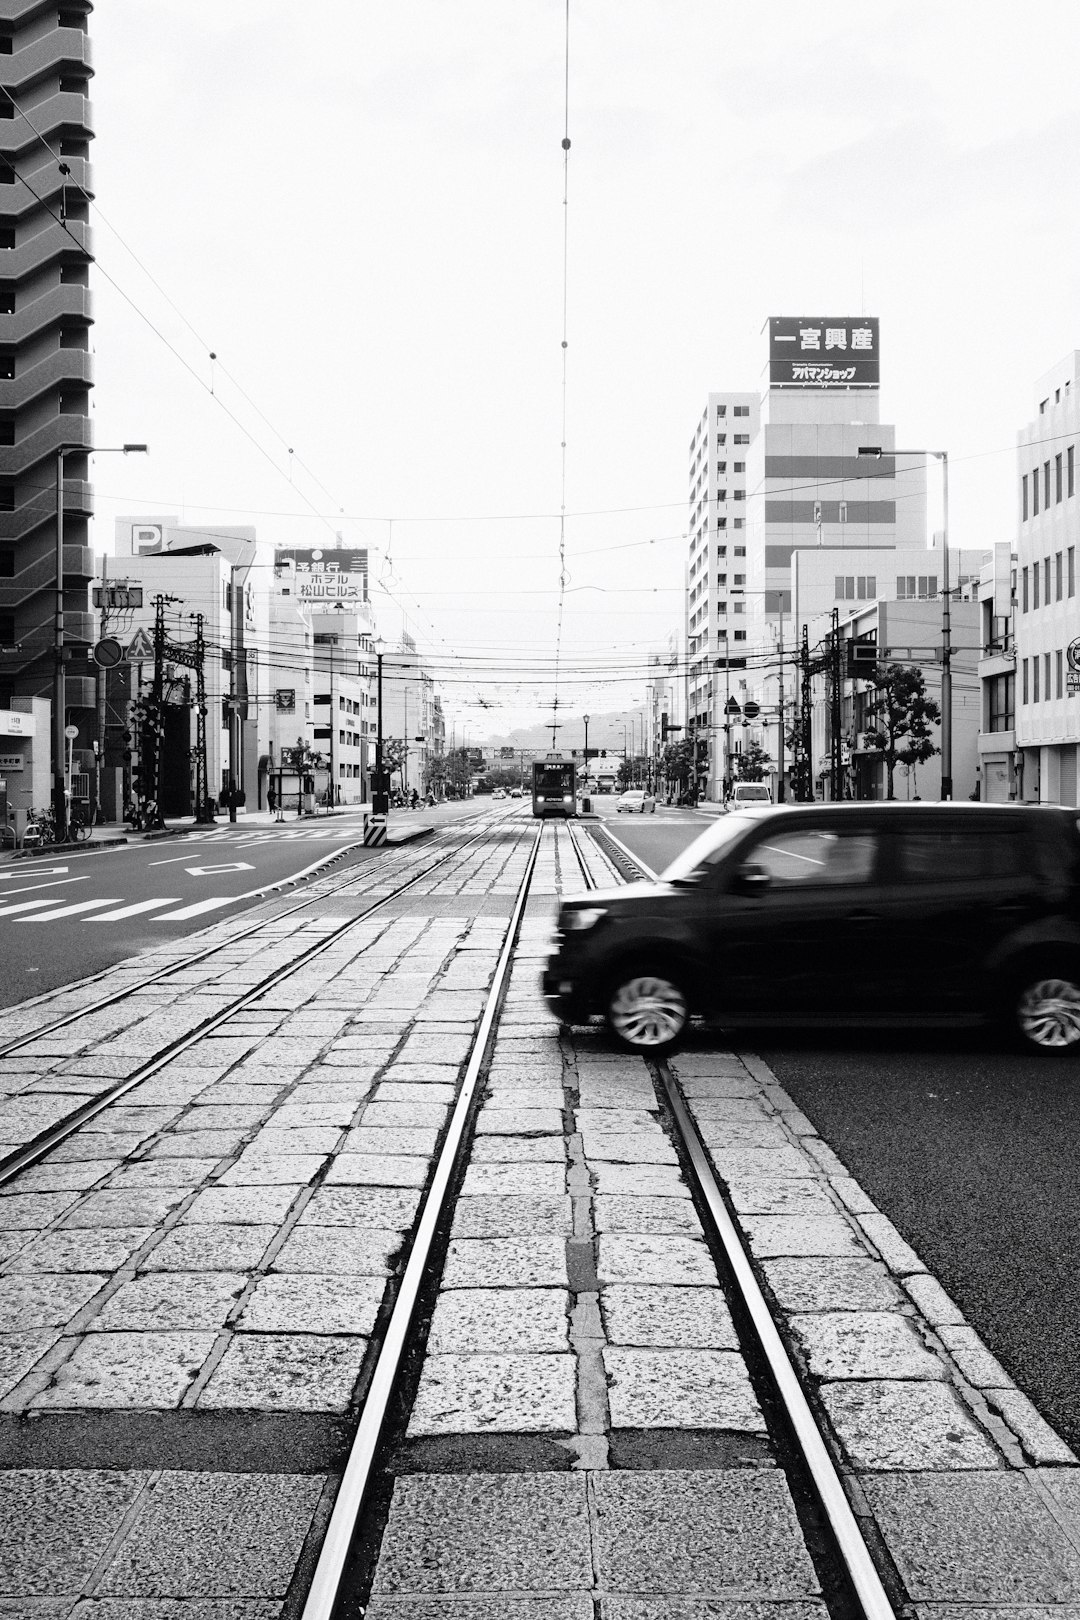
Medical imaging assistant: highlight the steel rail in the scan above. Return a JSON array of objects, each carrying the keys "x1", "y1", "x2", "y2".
[
  {"x1": 0, "y1": 817, "x2": 526, "y2": 1188},
  {"x1": 566, "y1": 820, "x2": 896, "y2": 1617},
  {"x1": 299, "y1": 822, "x2": 544, "y2": 1620},
  {"x1": 0, "y1": 813, "x2": 492, "y2": 1063}
]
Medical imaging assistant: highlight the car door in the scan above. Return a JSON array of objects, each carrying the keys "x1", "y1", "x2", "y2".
[{"x1": 697, "y1": 815, "x2": 890, "y2": 1021}]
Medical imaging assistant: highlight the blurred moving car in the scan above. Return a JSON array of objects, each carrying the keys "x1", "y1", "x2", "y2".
[
  {"x1": 543, "y1": 802, "x2": 1080, "y2": 1056},
  {"x1": 725, "y1": 782, "x2": 772, "y2": 810},
  {"x1": 509, "y1": 786, "x2": 523, "y2": 798},
  {"x1": 616, "y1": 789, "x2": 656, "y2": 815}
]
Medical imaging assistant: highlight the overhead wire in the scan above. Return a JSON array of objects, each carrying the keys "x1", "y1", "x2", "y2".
[{"x1": 550, "y1": 0, "x2": 572, "y2": 749}]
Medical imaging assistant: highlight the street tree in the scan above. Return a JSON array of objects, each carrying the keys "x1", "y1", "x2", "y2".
[
  {"x1": 734, "y1": 740, "x2": 773, "y2": 782},
  {"x1": 660, "y1": 738, "x2": 694, "y2": 798},
  {"x1": 862, "y1": 662, "x2": 941, "y2": 799}
]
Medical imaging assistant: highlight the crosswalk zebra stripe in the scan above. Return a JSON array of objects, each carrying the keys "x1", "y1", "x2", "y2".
[
  {"x1": 0, "y1": 897, "x2": 70, "y2": 918},
  {"x1": 87, "y1": 898, "x2": 183, "y2": 922},
  {"x1": 17, "y1": 898, "x2": 125, "y2": 922},
  {"x1": 154, "y1": 897, "x2": 237, "y2": 921}
]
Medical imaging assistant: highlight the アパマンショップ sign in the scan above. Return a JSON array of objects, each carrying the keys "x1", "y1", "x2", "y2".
[{"x1": 768, "y1": 316, "x2": 879, "y2": 388}]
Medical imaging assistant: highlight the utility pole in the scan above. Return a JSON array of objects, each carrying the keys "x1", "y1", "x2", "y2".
[
  {"x1": 829, "y1": 608, "x2": 844, "y2": 802},
  {"x1": 192, "y1": 614, "x2": 210, "y2": 822},
  {"x1": 149, "y1": 594, "x2": 167, "y2": 825},
  {"x1": 776, "y1": 613, "x2": 786, "y2": 803}
]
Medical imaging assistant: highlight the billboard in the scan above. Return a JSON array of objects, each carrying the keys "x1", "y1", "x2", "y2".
[
  {"x1": 275, "y1": 547, "x2": 368, "y2": 603},
  {"x1": 768, "y1": 316, "x2": 879, "y2": 389}
]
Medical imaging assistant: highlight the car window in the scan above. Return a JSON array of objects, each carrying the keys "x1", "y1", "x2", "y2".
[
  {"x1": 892, "y1": 827, "x2": 1026, "y2": 882},
  {"x1": 747, "y1": 827, "x2": 878, "y2": 887}
]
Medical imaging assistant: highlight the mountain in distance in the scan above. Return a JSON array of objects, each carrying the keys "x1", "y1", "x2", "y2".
[{"x1": 471, "y1": 710, "x2": 649, "y2": 756}]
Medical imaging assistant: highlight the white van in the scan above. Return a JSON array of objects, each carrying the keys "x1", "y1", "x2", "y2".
[{"x1": 725, "y1": 781, "x2": 773, "y2": 810}]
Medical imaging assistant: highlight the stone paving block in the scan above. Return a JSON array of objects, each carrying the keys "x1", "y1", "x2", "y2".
[
  {"x1": 183, "y1": 1185, "x2": 302, "y2": 1225},
  {"x1": 762, "y1": 1256, "x2": 903, "y2": 1314},
  {"x1": 594, "y1": 1196, "x2": 703, "y2": 1236},
  {"x1": 477, "y1": 1108, "x2": 564, "y2": 1136},
  {"x1": 863, "y1": 1472, "x2": 1080, "y2": 1601},
  {"x1": 266, "y1": 1100, "x2": 360, "y2": 1129},
  {"x1": 576, "y1": 1108, "x2": 660, "y2": 1133},
  {"x1": 81, "y1": 1107, "x2": 177, "y2": 1136},
  {"x1": 0, "y1": 1468, "x2": 148, "y2": 1596},
  {"x1": 342, "y1": 1126, "x2": 440, "y2": 1159},
  {"x1": 485, "y1": 1086, "x2": 565, "y2": 1109},
  {"x1": 50, "y1": 1131, "x2": 151, "y2": 1163},
  {"x1": 0, "y1": 1272, "x2": 106, "y2": 1331},
  {"x1": 589, "y1": 1163, "x2": 690, "y2": 1199},
  {"x1": 140, "y1": 1225, "x2": 276, "y2": 1273},
  {"x1": 7, "y1": 1227, "x2": 152, "y2": 1274},
  {"x1": 821, "y1": 1380, "x2": 1002, "y2": 1470},
  {"x1": 371, "y1": 1472, "x2": 591, "y2": 1595},
  {"x1": 272, "y1": 1224, "x2": 402, "y2": 1276},
  {"x1": 604, "y1": 1347, "x2": 764, "y2": 1431},
  {"x1": 724, "y1": 1178, "x2": 838, "y2": 1217},
  {"x1": 0, "y1": 1098, "x2": 90, "y2": 1141},
  {"x1": 299, "y1": 1186, "x2": 421, "y2": 1228},
  {"x1": 600, "y1": 1606, "x2": 825, "y2": 1620},
  {"x1": 105, "y1": 1159, "x2": 221, "y2": 1191},
  {"x1": 576, "y1": 1078, "x2": 658, "y2": 1109},
  {"x1": 362, "y1": 1101, "x2": 449, "y2": 1130},
  {"x1": 902, "y1": 1274, "x2": 967, "y2": 1327},
  {"x1": 442, "y1": 1236, "x2": 567, "y2": 1289},
  {"x1": 451, "y1": 1195, "x2": 573, "y2": 1239},
  {"x1": 397, "y1": 1032, "x2": 474, "y2": 1064},
  {"x1": 708, "y1": 1145, "x2": 816, "y2": 1181},
  {"x1": 598, "y1": 1234, "x2": 715, "y2": 1287},
  {"x1": 985, "y1": 1389, "x2": 1078, "y2": 1464},
  {"x1": 369, "y1": 1064, "x2": 459, "y2": 1089},
  {"x1": 29, "y1": 1330, "x2": 215, "y2": 1409},
  {"x1": 244, "y1": 1126, "x2": 343, "y2": 1156},
  {"x1": 61, "y1": 1189, "x2": 193, "y2": 1229},
  {"x1": 196, "y1": 1333, "x2": 366, "y2": 1411},
  {"x1": 592, "y1": 1470, "x2": 819, "y2": 1594},
  {"x1": 790, "y1": 1311, "x2": 946, "y2": 1381},
  {"x1": 377, "y1": 1081, "x2": 458, "y2": 1105},
  {"x1": 89, "y1": 1272, "x2": 247, "y2": 1332},
  {"x1": 742, "y1": 1215, "x2": 865, "y2": 1260},
  {"x1": 95, "y1": 1470, "x2": 324, "y2": 1597},
  {"x1": 0, "y1": 1159, "x2": 114, "y2": 1194},
  {"x1": 688, "y1": 1097, "x2": 774, "y2": 1124},
  {"x1": 472, "y1": 1136, "x2": 566, "y2": 1163},
  {"x1": 218, "y1": 1152, "x2": 327, "y2": 1186},
  {"x1": 461, "y1": 1163, "x2": 565, "y2": 1198},
  {"x1": 408, "y1": 1352, "x2": 578, "y2": 1435},
  {"x1": 580, "y1": 1132, "x2": 678, "y2": 1166},
  {"x1": 237, "y1": 1272, "x2": 384, "y2": 1335},
  {"x1": 856, "y1": 1212, "x2": 927, "y2": 1275},
  {"x1": 428, "y1": 1288, "x2": 569, "y2": 1353},
  {"x1": 323, "y1": 1154, "x2": 430, "y2": 1188},
  {"x1": 601, "y1": 1285, "x2": 738, "y2": 1350},
  {"x1": 145, "y1": 1130, "x2": 250, "y2": 1160},
  {"x1": 0, "y1": 1191, "x2": 82, "y2": 1229},
  {"x1": 0, "y1": 1331, "x2": 57, "y2": 1399}
]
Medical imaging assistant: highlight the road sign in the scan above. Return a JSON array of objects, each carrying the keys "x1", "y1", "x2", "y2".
[
  {"x1": 92, "y1": 638, "x2": 124, "y2": 668},
  {"x1": 742, "y1": 701, "x2": 760, "y2": 721},
  {"x1": 64, "y1": 724, "x2": 79, "y2": 740},
  {"x1": 126, "y1": 628, "x2": 155, "y2": 661}
]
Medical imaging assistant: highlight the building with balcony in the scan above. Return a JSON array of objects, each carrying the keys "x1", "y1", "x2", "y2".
[
  {"x1": 1014, "y1": 354, "x2": 1080, "y2": 806},
  {"x1": 0, "y1": 0, "x2": 95, "y2": 713}
]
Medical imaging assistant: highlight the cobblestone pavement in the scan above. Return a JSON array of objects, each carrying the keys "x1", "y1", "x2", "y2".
[{"x1": 2, "y1": 817, "x2": 1080, "y2": 1614}]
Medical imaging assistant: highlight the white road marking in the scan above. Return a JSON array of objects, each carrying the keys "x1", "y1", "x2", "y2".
[
  {"x1": 184, "y1": 862, "x2": 255, "y2": 876},
  {"x1": 87, "y1": 898, "x2": 182, "y2": 921},
  {"x1": 18, "y1": 898, "x2": 125, "y2": 922},
  {"x1": 155, "y1": 897, "x2": 236, "y2": 921},
  {"x1": 0, "y1": 866, "x2": 68, "y2": 879},
  {"x1": 148, "y1": 855, "x2": 192, "y2": 866},
  {"x1": 0, "y1": 875, "x2": 87, "y2": 900},
  {"x1": 0, "y1": 897, "x2": 72, "y2": 918}
]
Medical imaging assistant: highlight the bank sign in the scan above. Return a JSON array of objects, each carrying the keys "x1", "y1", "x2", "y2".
[
  {"x1": 276, "y1": 548, "x2": 368, "y2": 603},
  {"x1": 769, "y1": 316, "x2": 879, "y2": 388}
]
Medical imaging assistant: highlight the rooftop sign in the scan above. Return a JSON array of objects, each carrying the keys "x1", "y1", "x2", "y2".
[{"x1": 769, "y1": 316, "x2": 879, "y2": 389}]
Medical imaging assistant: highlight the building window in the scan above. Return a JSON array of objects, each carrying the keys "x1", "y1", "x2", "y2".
[
  {"x1": 0, "y1": 484, "x2": 14, "y2": 511},
  {"x1": 0, "y1": 222, "x2": 14, "y2": 250},
  {"x1": 1070, "y1": 547, "x2": 1076, "y2": 597},
  {"x1": 0, "y1": 547, "x2": 12, "y2": 576},
  {"x1": 733, "y1": 518, "x2": 744, "y2": 528},
  {"x1": 1022, "y1": 658, "x2": 1029, "y2": 704},
  {"x1": 733, "y1": 630, "x2": 747, "y2": 641},
  {"x1": 988, "y1": 672, "x2": 1015, "y2": 732},
  {"x1": 1045, "y1": 462, "x2": 1052, "y2": 508},
  {"x1": 733, "y1": 405, "x2": 749, "y2": 416},
  {"x1": 0, "y1": 166, "x2": 13, "y2": 187},
  {"x1": 0, "y1": 103, "x2": 11, "y2": 120},
  {"x1": 734, "y1": 433, "x2": 750, "y2": 445},
  {"x1": 896, "y1": 575, "x2": 938, "y2": 600},
  {"x1": 836, "y1": 576, "x2": 853, "y2": 599},
  {"x1": 716, "y1": 516, "x2": 726, "y2": 530},
  {"x1": 734, "y1": 461, "x2": 745, "y2": 473},
  {"x1": 1033, "y1": 471, "x2": 1040, "y2": 515},
  {"x1": 716, "y1": 461, "x2": 726, "y2": 474},
  {"x1": 716, "y1": 405, "x2": 726, "y2": 418},
  {"x1": 1069, "y1": 446, "x2": 1075, "y2": 497},
  {"x1": 734, "y1": 546, "x2": 746, "y2": 557},
  {"x1": 716, "y1": 489, "x2": 726, "y2": 502},
  {"x1": 733, "y1": 489, "x2": 745, "y2": 501},
  {"x1": 1056, "y1": 649, "x2": 1064, "y2": 699},
  {"x1": 1033, "y1": 561, "x2": 1040, "y2": 609},
  {"x1": 0, "y1": 417, "x2": 13, "y2": 446},
  {"x1": 733, "y1": 601, "x2": 744, "y2": 614},
  {"x1": 1033, "y1": 658, "x2": 1040, "y2": 702},
  {"x1": 1022, "y1": 567, "x2": 1029, "y2": 611},
  {"x1": 1056, "y1": 454, "x2": 1063, "y2": 503},
  {"x1": 0, "y1": 36, "x2": 11, "y2": 55},
  {"x1": 1057, "y1": 552, "x2": 1064, "y2": 601},
  {"x1": 1022, "y1": 474, "x2": 1028, "y2": 521},
  {"x1": 59, "y1": 75, "x2": 89, "y2": 95},
  {"x1": 1045, "y1": 652, "x2": 1052, "y2": 699},
  {"x1": 716, "y1": 435, "x2": 726, "y2": 446}
]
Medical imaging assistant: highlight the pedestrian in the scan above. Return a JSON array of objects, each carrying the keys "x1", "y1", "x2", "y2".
[{"x1": 267, "y1": 784, "x2": 277, "y2": 815}]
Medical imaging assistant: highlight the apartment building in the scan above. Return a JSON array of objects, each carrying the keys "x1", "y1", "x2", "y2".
[
  {"x1": 1014, "y1": 354, "x2": 1080, "y2": 805},
  {"x1": 0, "y1": 0, "x2": 95, "y2": 710}
]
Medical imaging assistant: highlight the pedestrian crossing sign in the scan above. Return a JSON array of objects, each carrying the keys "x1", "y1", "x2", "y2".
[{"x1": 126, "y1": 628, "x2": 155, "y2": 661}]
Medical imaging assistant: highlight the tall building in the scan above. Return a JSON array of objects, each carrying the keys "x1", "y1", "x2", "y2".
[
  {"x1": 1014, "y1": 353, "x2": 1080, "y2": 805},
  {"x1": 0, "y1": 1, "x2": 95, "y2": 710}
]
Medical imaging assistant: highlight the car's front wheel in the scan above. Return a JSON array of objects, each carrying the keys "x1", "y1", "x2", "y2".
[
  {"x1": 1012, "y1": 963, "x2": 1080, "y2": 1054},
  {"x1": 606, "y1": 966, "x2": 689, "y2": 1054}
]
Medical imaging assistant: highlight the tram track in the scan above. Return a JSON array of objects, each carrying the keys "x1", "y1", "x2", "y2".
[{"x1": 0, "y1": 811, "x2": 520, "y2": 1186}]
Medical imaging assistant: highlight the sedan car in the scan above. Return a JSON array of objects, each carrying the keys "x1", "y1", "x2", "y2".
[
  {"x1": 616, "y1": 789, "x2": 656, "y2": 814},
  {"x1": 543, "y1": 802, "x2": 1080, "y2": 1056}
]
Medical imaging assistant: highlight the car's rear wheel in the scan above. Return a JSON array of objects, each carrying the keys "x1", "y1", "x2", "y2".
[
  {"x1": 1012, "y1": 964, "x2": 1080, "y2": 1054},
  {"x1": 606, "y1": 967, "x2": 689, "y2": 1055}
]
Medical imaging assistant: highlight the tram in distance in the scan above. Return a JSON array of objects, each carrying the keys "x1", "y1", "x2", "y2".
[{"x1": 532, "y1": 754, "x2": 577, "y2": 818}]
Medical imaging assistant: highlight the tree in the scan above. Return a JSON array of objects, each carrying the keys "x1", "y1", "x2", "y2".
[
  {"x1": 660, "y1": 738, "x2": 694, "y2": 798},
  {"x1": 862, "y1": 663, "x2": 941, "y2": 800},
  {"x1": 734, "y1": 740, "x2": 773, "y2": 783}
]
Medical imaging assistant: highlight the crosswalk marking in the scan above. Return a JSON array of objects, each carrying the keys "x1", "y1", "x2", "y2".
[
  {"x1": 0, "y1": 875, "x2": 87, "y2": 900},
  {"x1": 154, "y1": 897, "x2": 237, "y2": 921},
  {"x1": 87, "y1": 898, "x2": 182, "y2": 921},
  {"x1": 17, "y1": 898, "x2": 125, "y2": 922},
  {"x1": 0, "y1": 897, "x2": 72, "y2": 918}
]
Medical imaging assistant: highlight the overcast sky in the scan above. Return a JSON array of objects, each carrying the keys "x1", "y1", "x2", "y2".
[{"x1": 86, "y1": 1, "x2": 1080, "y2": 744}]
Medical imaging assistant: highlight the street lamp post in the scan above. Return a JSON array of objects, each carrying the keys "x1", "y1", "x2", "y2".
[
  {"x1": 858, "y1": 446, "x2": 950, "y2": 798},
  {"x1": 55, "y1": 442, "x2": 147, "y2": 839}
]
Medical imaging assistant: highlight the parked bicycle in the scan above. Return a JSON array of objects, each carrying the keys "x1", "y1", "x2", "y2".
[{"x1": 22, "y1": 803, "x2": 91, "y2": 847}]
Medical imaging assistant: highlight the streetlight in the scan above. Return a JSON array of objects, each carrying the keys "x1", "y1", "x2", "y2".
[
  {"x1": 55, "y1": 442, "x2": 147, "y2": 838},
  {"x1": 858, "y1": 446, "x2": 951, "y2": 798}
]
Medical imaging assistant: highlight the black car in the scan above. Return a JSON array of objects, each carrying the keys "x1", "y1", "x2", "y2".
[{"x1": 542, "y1": 802, "x2": 1080, "y2": 1055}]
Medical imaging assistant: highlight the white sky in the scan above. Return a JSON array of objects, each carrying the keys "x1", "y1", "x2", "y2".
[{"x1": 86, "y1": 0, "x2": 1080, "y2": 744}]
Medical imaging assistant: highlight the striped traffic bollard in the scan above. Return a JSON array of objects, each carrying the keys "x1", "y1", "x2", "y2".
[{"x1": 363, "y1": 814, "x2": 387, "y2": 847}]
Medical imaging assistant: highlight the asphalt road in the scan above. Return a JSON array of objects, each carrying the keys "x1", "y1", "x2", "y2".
[
  {"x1": 0, "y1": 802, "x2": 483, "y2": 1010},
  {"x1": 593, "y1": 804, "x2": 1080, "y2": 1455}
]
